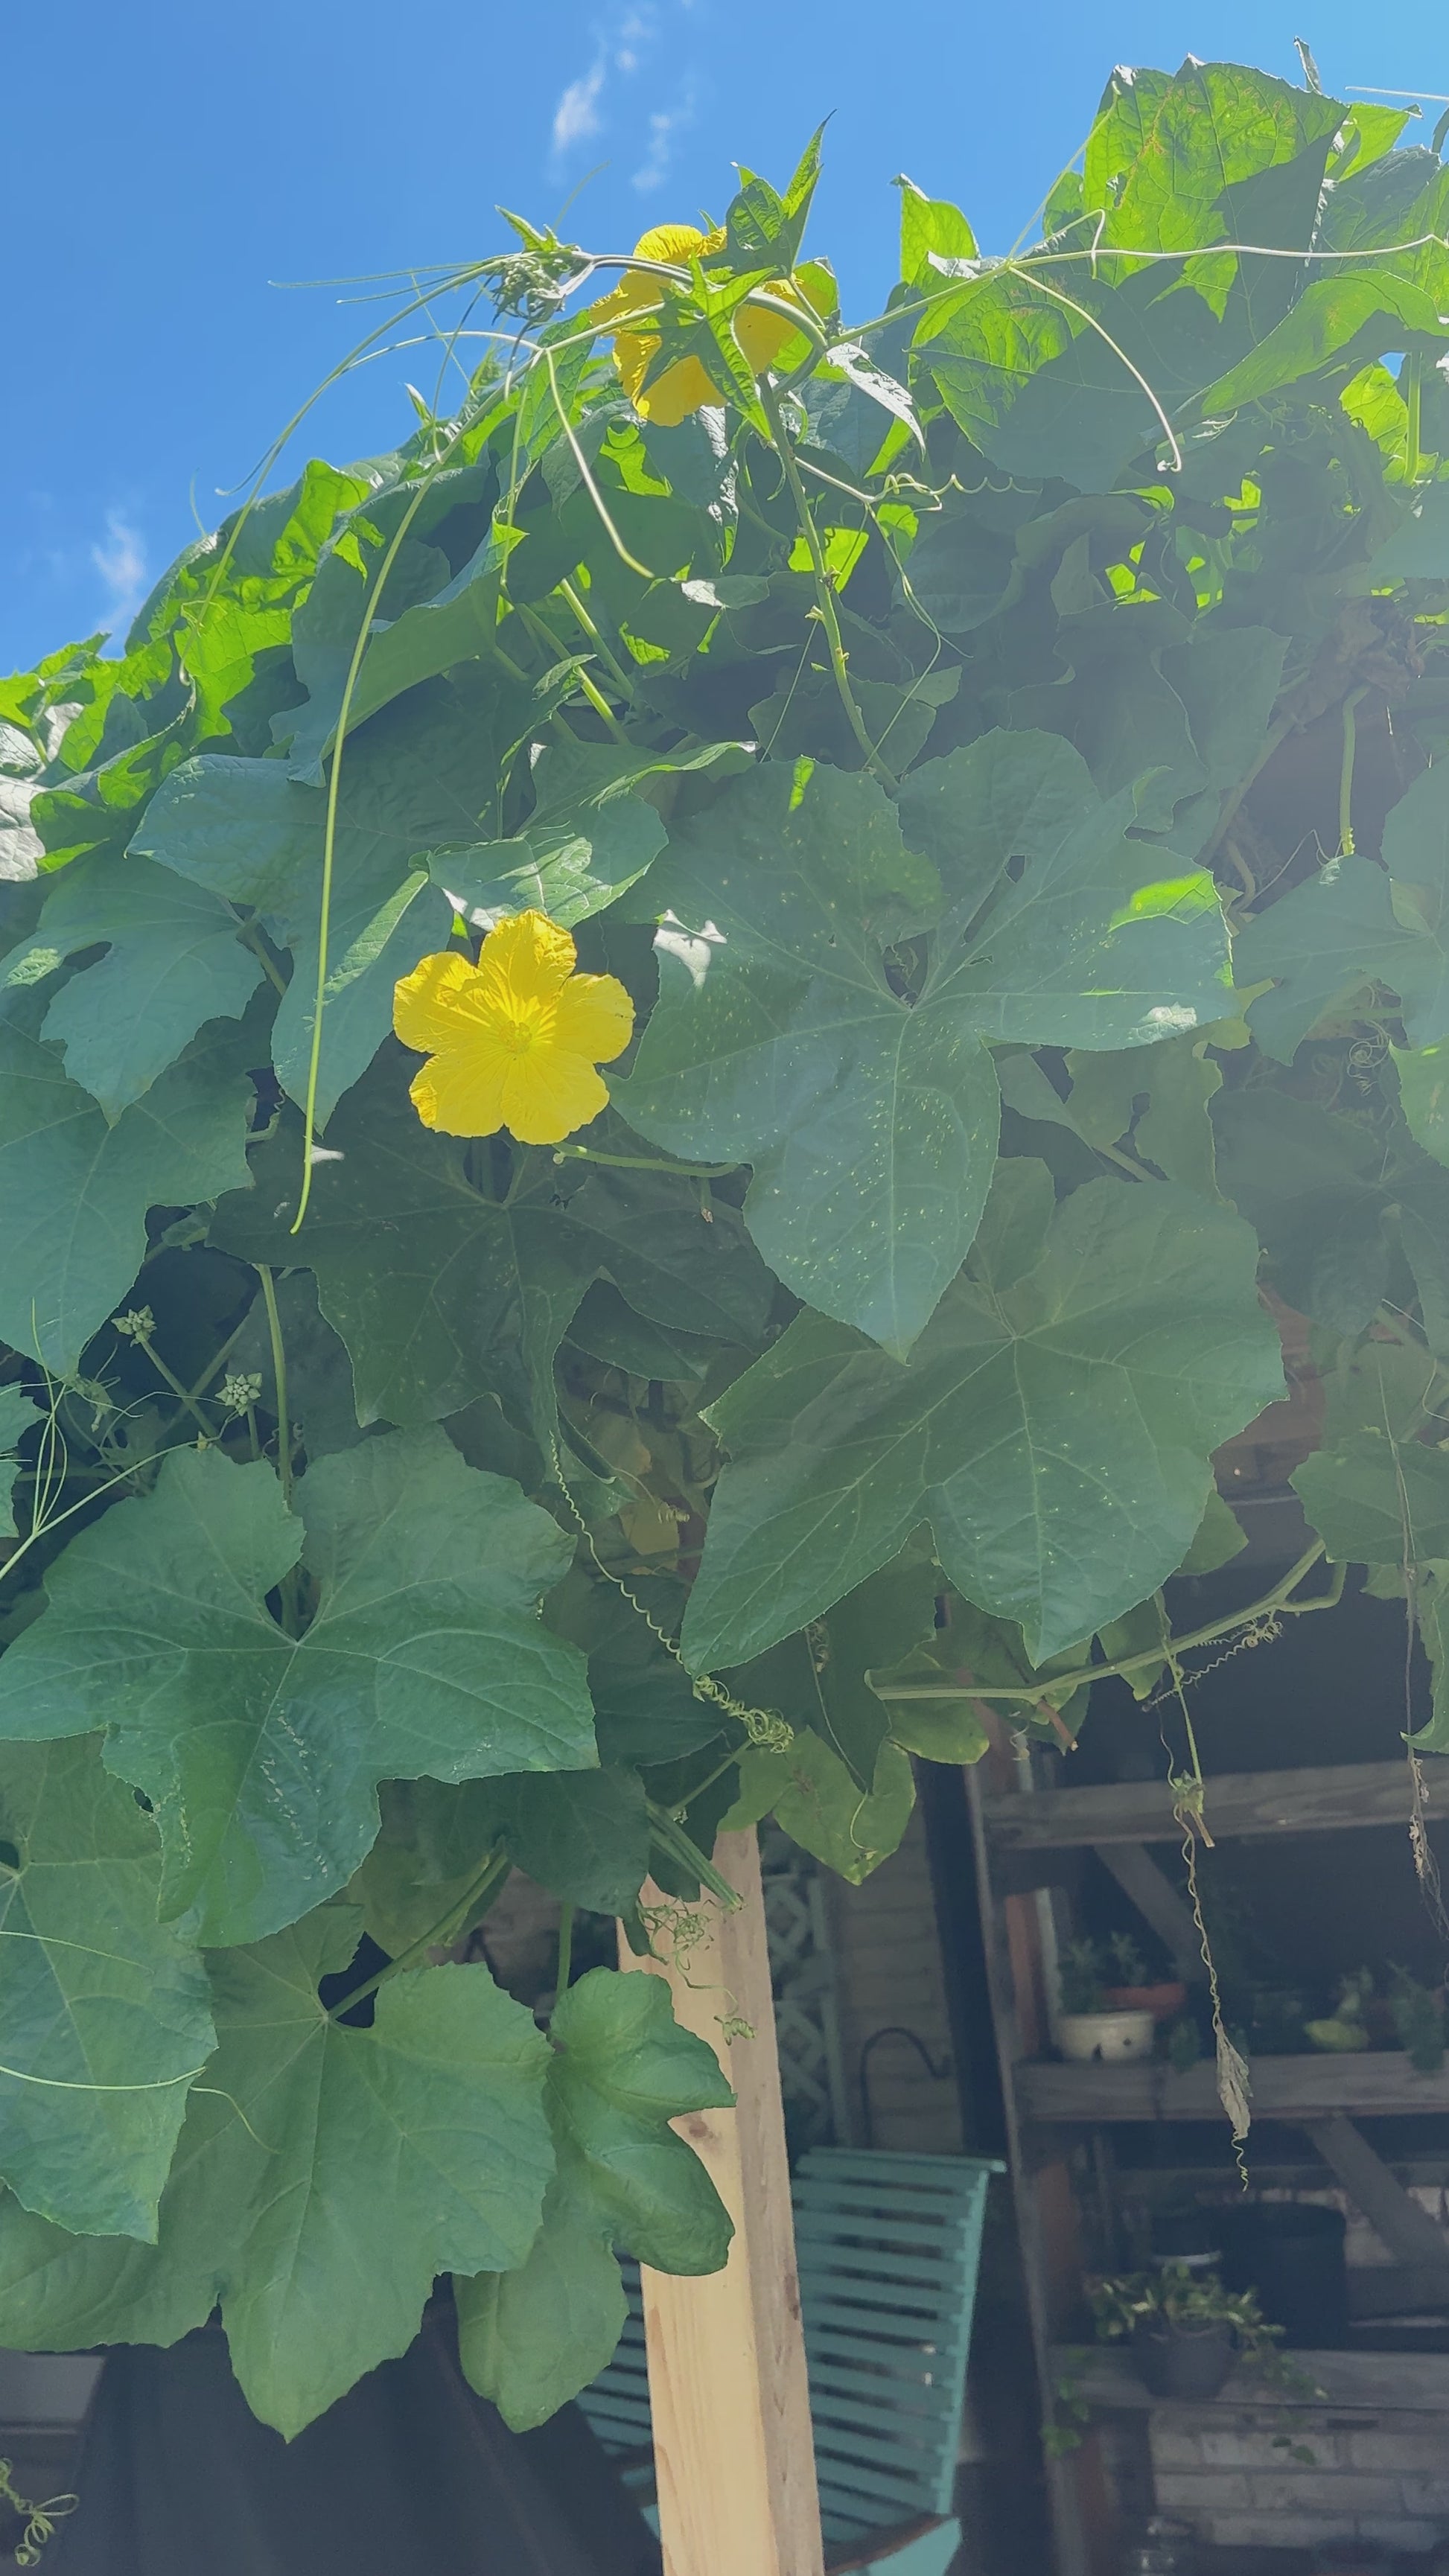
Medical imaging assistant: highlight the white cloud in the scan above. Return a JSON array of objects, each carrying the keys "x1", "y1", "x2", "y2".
[
  {"x1": 632, "y1": 90, "x2": 695, "y2": 193},
  {"x1": 549, "y1": 5, "x2": 698, "y2": 186},
  {"x1": 552, "y1": 58, "x2": 607, "y2": 156},
  {"x1": 91, "y1": 512, "x2": 148, "y2": 639}
]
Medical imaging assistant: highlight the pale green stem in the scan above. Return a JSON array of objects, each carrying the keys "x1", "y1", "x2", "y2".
[
  {"x1": 759, "y1": 378, "x2": 899, "y2": 792},
  {"x1": 326, "y1": 1849, "x2": 512, "y2": 2021},
  {"x1": 876, "y1": 1545, "x2": 1336, "y2": 1703},
  {"x1": 256, "y1": 1266, "x2": 293, "y2": 1508}
]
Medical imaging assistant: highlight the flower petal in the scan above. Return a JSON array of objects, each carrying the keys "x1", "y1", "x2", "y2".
[
  {"x1": 501, "y1": 1051, "x2": 611, "y2": 1147},
  {"x1": 394, "y1": 950, "x2": 480, "y2": 1053},
  {"x1": 590, "y1": 274, "x2": 660, "y2": 332},
  {"x1": 631, "y1": 223, "x2": 714, "y2": 264},
  {"x1": 634, "y1": 355, "x2": 721, "y2": 426},
  {"x1": 552, "y1": 972, "x2": 635, "y2": 1066},
  {"x1": 736, "y1": 303, "x2": 795, "y2": 374},
  {"x1": 476, "y1": 911, "x2": 577, "y2": 1011},
  {"x1": 409, "y1": 1037, "x2": 511, "y2": 1138}
]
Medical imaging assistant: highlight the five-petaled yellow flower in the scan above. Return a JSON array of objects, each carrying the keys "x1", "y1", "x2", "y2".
[
  {"x1": 591, "y1": 223, "x2": 830, "y2": 426},
  {"x1": 393, "y1": 911, "x2": 634, "y2": 1146}
]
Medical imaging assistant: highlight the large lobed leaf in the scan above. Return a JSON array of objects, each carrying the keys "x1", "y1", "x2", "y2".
[
  {"x1": 456, "y1": 1968, "x2": 733, "y2": 2430},
  {"x1": 624, "y1": 737, "x2": 1230, "y2": 1355},
  {"x1": 0, "y1": 1738, "x2": 215, "y2": 2242},
  {"x1": 0, "y1": 992, "x2": 263, "y2": 1374},
  {"x1": 1238, "y1": 761, "x2": 1449, "y2": 1063},
  {"x1": 0, "y1": 1430, "x2": 596, "y2": 1945},
  {"x1": 683, "y1": 1160, "x2": 1284, "y2": 1668},
  {"x1": 211, "y1": 1059, "x2": 774, "y2": 1435},
  {"x1": 0, "y1": 1911, "x2": 554, "y2": 2438}
]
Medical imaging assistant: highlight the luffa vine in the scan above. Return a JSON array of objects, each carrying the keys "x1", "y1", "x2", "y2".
[{"x1": 0, "y1": 54, "x2": 1447, "y2": 2435}]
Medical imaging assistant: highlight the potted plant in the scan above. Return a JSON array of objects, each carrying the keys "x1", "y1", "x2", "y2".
[
  {"x1": 1387, "y1": 1964, "x2": 1447, "y2": 2074},
  {"x1": 1304, "y1": 1968, "x2": 1373, "y2": 2053},
  {"x1": 1089, "y1": 2264, "x2": 1291, "y2": 2402},
  {"x1": 1101, "y1": 1931, "x2": 1188, "y2": 2026},
  {"x1": 1056, "y1": 1939, "x2": 1155, "y2": 2063}
]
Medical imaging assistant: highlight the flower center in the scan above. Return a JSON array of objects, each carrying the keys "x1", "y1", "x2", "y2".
[{"x1": 496, "y1": 997, "x2": 548, "y2": 1059}]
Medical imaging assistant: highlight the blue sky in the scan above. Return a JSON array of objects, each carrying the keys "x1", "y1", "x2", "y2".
[{"x1": 2, "y1": 0, "x2": 1445, "y2": 674}]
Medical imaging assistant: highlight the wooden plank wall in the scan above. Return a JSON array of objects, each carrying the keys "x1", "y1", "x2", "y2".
[{"x1": 824, "y1": 1801, "x2": 964, "y2": 2152}]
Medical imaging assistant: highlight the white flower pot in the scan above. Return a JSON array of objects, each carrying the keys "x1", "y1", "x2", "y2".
[{"x1": 1058, "y1": 2008, "x2": 1156, "y2": 2062}]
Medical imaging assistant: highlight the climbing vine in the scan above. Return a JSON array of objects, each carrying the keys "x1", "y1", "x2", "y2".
[{"x1": 1, "y1": 53, "x2": 1449, "y2": 2433}]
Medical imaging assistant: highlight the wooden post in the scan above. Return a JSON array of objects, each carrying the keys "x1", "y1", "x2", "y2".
[{"x1": 619, "y1": 1829, "x2": 825, "y2": 2576}]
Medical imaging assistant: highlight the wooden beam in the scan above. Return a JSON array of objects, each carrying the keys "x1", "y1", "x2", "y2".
[
  {"x1": 980, "y1": 1758, "x2": 1434, "y2": 1852},
  {"x1": 619, "y1": 1832, "x2": 824, "y2": 2576},
  {"x1": 1303, "y1": 2114, "x2": 1449, "y2": 2286},
  {"x1": 1019, "y1": 2050, "x2": 1449, "y2": 2122},
  {"x1": 1053, "y1": 2342, "x2": 1449, "y2": 2411},
  {"x1": 964, "y1": 1748, "x2": 1094, "y2": 2576},
  {"x1": 1092, "y1": 1842, "x2": 1207, "y2": 1986}
]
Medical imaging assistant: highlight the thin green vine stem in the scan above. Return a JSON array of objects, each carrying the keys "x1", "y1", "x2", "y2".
[
  {"x1": 129, "y1": 1329, "x2": 218, "y2": 1443},
  {"x1": 517, "y1": 601, "x2": 631, "y2": 743},
  {"x1": 256, "y1": 1266, "x2": 293, "y2": 1507},
  {"x1": 645, "y1": 1799, "x2": 744, "y2": 1910},
  {"x1": 290, "y1": 388, "x2": 485, "y2": 1234},
  {"x1": 558, "y1": 578, "x2": 637, "y2": 701},
  {"x1": 185, "y1": 1311, "x2": 257, "y2": 1406},
  {"x1": 231, "y1": 915, "x2": 288, "y2": 997},
  {"x1": 759, "y1": 377, "x2": 900, "y2": 792},
  {"x1": 326, "y1": 1847, "x2": 512, "y2": 2022},
  {"x1": 550, "y1": 1144, "x2": 739, "y2": 1177},
  {"x1": 554, "y1": 1903, "x2": 574, "y2": 2007},
  {"x1": 1340, "y1": 686, "x2": 1369, "y2": 857},
  {"x1": 0, "y1": 1462, "x2": 154, "y2": 1594},
  {"x1": 876, "y1": 1542, "x2": 1334, "y2": 1703},
  {"x1": 1406, "y1": 351, "x2": 1424, "y2": 485},
  {"x1": 1097, "y1": 1140, "x2": 1155, "y2": 1182}
]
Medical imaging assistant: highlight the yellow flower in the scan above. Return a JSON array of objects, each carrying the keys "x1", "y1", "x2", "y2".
[
  {"x1": 392, "y1": 911, "x2": 634, "y2": 1146},
  {"x1": 590, "y1": 223, "x2": 829, "y2": 424}
]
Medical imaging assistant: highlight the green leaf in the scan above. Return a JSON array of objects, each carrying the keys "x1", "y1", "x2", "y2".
[
  {"x1": 133, "y1": 678, "x2": 501, "y2": 1126},
  {"x1": 0, "y1": 1912, "x2": 554, "y2": 2437},
  {"x1": 1410, "y1": 1562, "x2": 1449, "y2": 1753},
  {"x1": 896, "y1": 177, "x2": 978, "y2": 288},
  {"x1": 0, "y1": 856, "x2": 264, "y2": 1117},
  {"x1": 1293, "y1": 1340, "x2": 1449, "y2": 1565},
  {"x1": 223, "y1": 1268, "x2": 364, "y2": 1461},
  {"x1": 1395, "y1": 1043, "x2": 1449, "y2": 1165},
  {"x1": 1066, "y1": 1028, "x2": 1226, "y2": 1196},
  {"x1": 0, "y1": 1429, "x2": 595, "y2": 1945},
  {"x1": 1238, "y1": 768, "x2": 1449, "y2": 1060},
  {"x1": 888, "y1": 1595, "x2": 1090, "y2": 1744},
  {"x1": 1083, "y1": 61, "x2": 1344, "y2": 263},
  {"x1": 1178, "y1": 1488, "x2": 1248, "y2": 1576},
  {"x1": 723, "y1": 1731, "x2": 915, "y2": 1882},
  {"x1": 917, "y1": 65, "x2": 1346, "y2": 490},
  {"x1": 1199, "y1": 272, "x2": 1449, "y2": 414},
  {"x1": 624, "y1": 743, "x2": 1230, "y2": 1355},
  {"x1": 725, "y1": 1549, "x2": 940, "y2": 1792},
  {"x1": 350, "y1": 1777, "x2": 503, "y2": 1954},
  {"x1": 0, "y1": 994, "x2": 261, "y2": 1374},
  {"x1": 457, "y1": 1966, "x2": 733, "y2": 2429},
  {"x1": 1212, "y1": 1083, "x2": 1449, "y2": 1339},
  {"x1": 0, "y1": 1737, "x2": 215, "y2": 2240},
  {"x1": 1372, "y1": 480, "x2": 1449, "y2": 581},
  {"x1": 683, "y1": 1164, "x2": 1283, "y2": 1668},
  {"x1": 211, "y1": 1063, "x2": 773, "y2": 1434},
  {"x1": 550, "y1": 1572, "x2": 721, "y2": 1771},
  {"x1": 1008, "y1": 611, "x2": 1287, "y2": 849},
  {"x1": 430, "y1": 739, "x2": 670, "y2": 928},
  {"x1": 354, "y1": 1768, "x2": 650, "y2": 1952},
  {"x1": 284, "y1": 531, "x2": 509, "y2": 781},
  {"x1": 0, "y1": 1383, "x2": 42, "y2": 1537}
]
